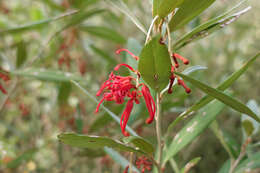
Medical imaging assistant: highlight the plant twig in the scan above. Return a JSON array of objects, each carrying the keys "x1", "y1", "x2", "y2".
[
  {"x1": 129, "y1": 152, "x2": 133, "y2": 173},
  {"x1": 145, "y1": 15, "x2": 159, "y2": 44},
  {"x1": 229, "y1": 137, "x2": 252, "y2": 173},
  {"x1": 169, "y1": 158, "x2": 180, "y2": 173},
  {"x1": 155, "y1": 92, "x2": 163, "y2": 173}
]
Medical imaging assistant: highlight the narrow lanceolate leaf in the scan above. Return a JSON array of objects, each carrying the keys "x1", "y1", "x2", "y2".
[
  {"x1": 173, "y1": 2, "x2": 251, "y2": 50},
  {"x1": 0, "y1": 10, "x2": 78, "y2": 35},
  {"x1": 123, "y1": 136, "x2": 154, "y2": 155},
  {"x1": 180, "y1": 157, "x2": 201, "y2": 173},
  {"x1": 175, "y1": 72, "x2": 260, "y2": 123},
  {"x1": 242, "y1": 100, "x2": 260, "y2": 137},
  {"x1": 60, "y1": 9, "x2": 104, "y2": 31},
  {"x1": 169, "y1": 0, "x2": 216, "y2": 31},
  {"x1": 16, "y1": 41, "x2": 27, "y2": 68},
  {"x1": 166, "y1": 53, "x2": 260, "y2": 134},
  {"x1": 58, "y1": 133, "x2": 145, "y2": 155},
  {"x1": 89, "y1": 45, "x2": 116, "y2": 64},
  {"x1": 11, "y1": 68, "x2": 84, "y2": 82},
  {"x1": 57, "y1": 82, "x2": 72, "y2": 105},
  {"x1": 210, "y1": 121, "x2": 240, "y2": 158},
  {"x1": 80, "y1": 26, "x2": 126, "y2": 44},
  {"x1": 104, "y1": 147, "x2": 140, "y2": 173},
  {"x1": 156, "y1": 0, "x2": 184, "y2": 18},
  {"x1": 138, "y1": 35, "x2": 171, "y2": 91},
  {"x1": 107, "y1": 0, "x2": 147, "y2": 35},
  {"x1": 163, "y1": 100, "x2": 225, "y2": 164}
]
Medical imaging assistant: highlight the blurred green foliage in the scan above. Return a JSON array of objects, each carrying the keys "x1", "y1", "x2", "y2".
[{"x1": 0, "y1": 0, "x2": 259, "y2": 172}]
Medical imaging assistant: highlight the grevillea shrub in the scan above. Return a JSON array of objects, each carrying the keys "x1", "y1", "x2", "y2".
[{"x1": 0, "y1": 0, "x2": 259, "y2": 173}]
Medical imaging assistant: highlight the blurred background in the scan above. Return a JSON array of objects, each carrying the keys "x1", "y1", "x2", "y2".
[{"x1": 0, "y1": 0, "x2": 259, "y2": 172}]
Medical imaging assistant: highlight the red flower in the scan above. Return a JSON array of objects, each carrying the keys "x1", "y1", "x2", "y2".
[
  {"x1": 135, "y1": 156, "x2": 152, "y2": 173},
  {"x1": 0, "y1": 71, "x2": 10, "y2": 95},
  {"x1": 96, "y1": 49, "x2": 156, "y2": 136},
  {"x1": 168, "y1": 53, "x2": 191, "y2": 94}
]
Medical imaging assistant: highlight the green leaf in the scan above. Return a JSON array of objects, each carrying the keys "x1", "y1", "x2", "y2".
[
  {"x1": 175, "y1": 72, "x2": 260, "y2": 123},
  {"x1": 157, "y1": 0, "x2": 184, "y2": 18},
  {"x1": 173, "y1": 2, "x2": 251, "y2": 50},
  {"x1": 107, "y1": 0, "x2": 147, "y2": 35},
  {"x1": 104, "y1": 147, "x2": 140, "y2": 173},
  {"x1": 180, "y1": 157, "x2": 201, "y2": 173},
  {"x1": 61, "y1": 9, "x2": 104, "y2": 30},
  {"x1": 153, "y1": 0, "x2": 160, "y2": 17},
  {"x1": 78, "y1": 148, "x2": 106, "y2": 158},
  {"x1": 218, "y1": 160, "x2": 231, "y2": 173},
  {"x1": 123, "y1": 136, "x2": 154, "y2": 155},
  {"x1": 89, "y1": 45, "x2": 116, "y2": 64},
  {"x1": 235, "y1": 152, "x2": 260, "y2": 173},
  {"x1": 163, "y1": 100, "x2": 225, "y2": 164},
  {"x1": 166, "y1": 53, "x2": 260, "y2": 134},
  {"x1": 182, "y1": 65, "x2": 207, "y2": 75},
  {"x1": 16, "y1": 41, "x2": 27, "y2": 68},
  {"x1": 7, "y1": 149, "x2": 37, "y2": 169},
  {"x1": 242, "y1": 120, "x2": 254, "y2": 137},
  {"x1": 138, "y1": 35, "x2": 171, "y2": 91},
  {"x1": 80, "y1": 25, "x2": 126, "y2": 44},
  {"x1": 58, "y1": 133, "x2": 145, "y2": 155},
  {"x1": 210, "y1": 121, "x2": 240, "y2": 158},
  {"x1": 11, "y1": 68, "x2": 84, "y2": 82},
  {"x1": 218, "y1": 153, "x2": 260, "y2": 173},
  {"x1": 169, "y1": 0, "x2": 216, "y2": 31},
  {"x1": 57, "y1": 82, "x2": 72, "y2": 105},
  {"x1": 0, "y1": 10, "x2": 78, "y2": 35},
  {"x1": 242, "y1": 100, "x2": 260, "y2": 137}
]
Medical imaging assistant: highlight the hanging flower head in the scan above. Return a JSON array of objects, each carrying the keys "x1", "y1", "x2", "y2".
[
  {"x1": 96, "y1": 49, "x2": 155, "y2": 136},
  {"x1": 168, "y1": 53, "x2": 191, "y2": 94}
]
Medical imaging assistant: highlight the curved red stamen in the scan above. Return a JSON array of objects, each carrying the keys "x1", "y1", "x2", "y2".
[
  {"x1": 173, "y1": 53, "x2": 189, "y2": 65},
  {"x1": 177, "y1": 78, "x2": 191, "y2": 93},
  {"x1": 95, "y1": 97, "x2": 105, "y2": 113},
  {"x1": 141, "y1": 84, "x2": 155, "y2": 124},
  {"x1": 114, "y1": 63, "x2": 136, "y2": 72},
  {"x1": 171, "y1": 54, "x2": 179, "y2": 68},
  {"x1": 115, "y1": 49, "x2": 139, "y2": 61},
  {"x1": 168, "y1": 75, "x2": 175, "y2": 94},
  {"x1": 120, "y1": 99, "x2": 134, "y2": 136},
  {"x1": 0, "y1": 84, "x2": 7, "y2": 94}
]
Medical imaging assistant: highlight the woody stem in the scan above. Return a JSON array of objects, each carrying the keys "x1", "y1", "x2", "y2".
[{"x1": 155, "y1": 92, "x2": 162, "y2": 173}]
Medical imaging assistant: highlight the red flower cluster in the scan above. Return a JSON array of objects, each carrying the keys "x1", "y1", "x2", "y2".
[
  {"x1": 0, "y1": 71, "x2": 10, "y2": 94},
  {"x1": 135, "y1": 156, "x2": 152, "y2": 173},
  {"x1": 168, "y1": 53, "x2": 191, "y2": 94},
  {"x1": 96, "y1": 49, "x2": 155, "y2": 136}
]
